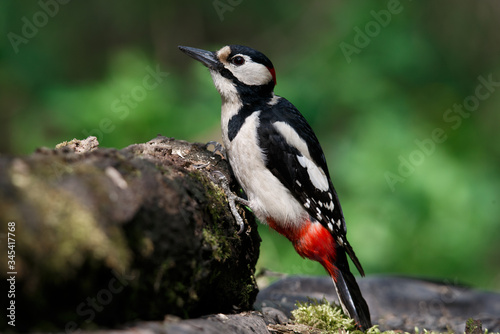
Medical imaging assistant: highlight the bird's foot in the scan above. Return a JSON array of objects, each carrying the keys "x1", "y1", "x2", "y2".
[
  {"x1": 211, "y1": 170, "x2": 249, "y2": 234},
  {"x1": 205, "y1": 141, "x2": 227, "y2": 159}
]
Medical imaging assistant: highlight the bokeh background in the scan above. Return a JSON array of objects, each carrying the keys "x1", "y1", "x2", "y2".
[{"x1": 1, "y1": 1, "x2": 499, "y2": 290}]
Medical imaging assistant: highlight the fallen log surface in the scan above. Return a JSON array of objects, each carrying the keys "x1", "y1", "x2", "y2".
[{"x1": 0, "y1": 136, "x2": 260, "y2": 332}]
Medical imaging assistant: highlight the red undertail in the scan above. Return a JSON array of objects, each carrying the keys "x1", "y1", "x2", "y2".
[
  {"x1": 267, "y1": 217, "x2": 372, "y2": 330},
  {"x1": 267, "y1": 217, "x2": 338, "y2": 278}
]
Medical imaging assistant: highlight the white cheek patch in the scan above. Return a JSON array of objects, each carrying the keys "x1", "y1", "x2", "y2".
[
  {"x1": 231, "y1": 56, "x2": 273, "y2": 86},
  {"x1": 297, "y1": 155, "x2": 330, "y2": 192}
]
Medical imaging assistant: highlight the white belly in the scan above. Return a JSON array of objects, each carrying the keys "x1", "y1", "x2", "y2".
[{"x1": 223, "y1": 111, "x2": 307, "y2": 226}]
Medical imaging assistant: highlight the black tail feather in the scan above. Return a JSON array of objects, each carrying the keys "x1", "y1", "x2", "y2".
[{"x1": 333, "y1": 249, "x2": 372, "y2": 330}]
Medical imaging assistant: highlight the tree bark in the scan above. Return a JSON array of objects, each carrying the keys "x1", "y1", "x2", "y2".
[{"x1": 0, "y1": 136, "x2": 260, "y2": 332}]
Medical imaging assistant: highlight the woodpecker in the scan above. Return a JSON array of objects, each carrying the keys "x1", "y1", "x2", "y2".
[{"x1": 179, "y1": 44, "x2": 372, "y2": 330}]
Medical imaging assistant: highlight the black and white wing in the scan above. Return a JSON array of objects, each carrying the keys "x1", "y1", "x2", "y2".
[{"x1": 257, "y1": 97, "x2": 364, "y2": 275}]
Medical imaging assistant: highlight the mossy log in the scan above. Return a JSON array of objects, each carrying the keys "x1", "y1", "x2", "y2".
[{"x1": 0, "y1": 136, "x2": 260, "y2": 332}]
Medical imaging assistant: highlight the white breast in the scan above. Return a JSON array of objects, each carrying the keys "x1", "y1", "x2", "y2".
[{"x1": 223, "y1": 111, "x2": 308, "y2": 227}]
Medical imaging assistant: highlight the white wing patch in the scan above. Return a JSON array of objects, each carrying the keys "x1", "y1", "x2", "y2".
[
  {"x1": 296, "y1": 155, "x2": 329, "y2": 192},
  {"x1": 273, "y1": 121, "x2": 311, "y2": 160},
  {"x1": 273, "y1": 121, "x2": 330, "y2": 192}
]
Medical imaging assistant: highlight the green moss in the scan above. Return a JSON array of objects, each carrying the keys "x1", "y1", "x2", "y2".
[
  {"x1": 191, "y1": 170, "x2": 228, "y2": 223},
  {"x1": 202, "y1": 228, "x2": 231, "y2": 262},
  {"x1": 240, "y1": 279, "x2": 257, "y2": 306},
  {"x1": 292, "y1": 298, "x2": 358, "y2": 332},
  {"x1": 465, "y1": 318, "x2": 488, "y2": 334},
  {"x1": 191, "y1": 170, "x2": 234, "y2": 262},
  {"x1": 9, "y1": 159, "x2": 131, "y2": 277},
  {"x1": 292, "y1": 298, "x2": 486, "y2": 334}
]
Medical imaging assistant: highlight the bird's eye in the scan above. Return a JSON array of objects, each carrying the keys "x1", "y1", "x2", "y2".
[{"x1": 231, "y1": 56, "x2": 245, "y2": 66}]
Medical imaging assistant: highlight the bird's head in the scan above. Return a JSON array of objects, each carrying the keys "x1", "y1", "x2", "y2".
[{"x1": 179, "y1": 44, "x2": 276, "y2": 102}]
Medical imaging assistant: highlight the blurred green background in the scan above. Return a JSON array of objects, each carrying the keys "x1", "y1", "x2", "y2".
[{"x1": 1, "y1": 1, "x2": 499, "y2": 290}]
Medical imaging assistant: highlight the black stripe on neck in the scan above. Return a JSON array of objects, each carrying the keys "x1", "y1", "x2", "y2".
[
  {"x1": 227, "y1": 93, "x2": 273, "y2": 142},
  {"x1": 228, "y1": 105, "x2": 255, "y2": 142}
]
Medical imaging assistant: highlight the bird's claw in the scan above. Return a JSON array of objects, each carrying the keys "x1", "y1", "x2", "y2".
[
  {"x1": 211, "y1": 170, "x2": 249, "y2": 234},
  {"x1": 193, "y1": 162, "x2": 210, "y2": 169},
  {"x1": 205, "y1": 141, "x2": 227, "y2": 159}
]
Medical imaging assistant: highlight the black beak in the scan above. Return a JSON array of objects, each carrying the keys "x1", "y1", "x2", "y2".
[{"x1": 178, "y1": 46, "x2": 220, "y2": 70}]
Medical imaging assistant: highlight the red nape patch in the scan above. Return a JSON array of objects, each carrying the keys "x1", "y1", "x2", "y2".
[
  {"x1": 266, "y1": 218, "x2": 337, "y2": 279},
  {"x1": 267, "y1": 67, "x2": 277, "y2": 86}
]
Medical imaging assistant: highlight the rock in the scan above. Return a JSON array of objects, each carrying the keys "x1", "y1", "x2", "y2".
[
  {"x1": 71, "y1": 313, "x2": 269, "y2": 334},
  {"x1": 57, "y1": 275, "x2": 500, "y2": 333},
  {"x1": 161, "y1": 312, "x2": 269, "y2": 334},
  {"x1": 256, "y1": 275, "x2": 500, "y2": 333},
  {"x1": 261, "y1": 307, "x2": 289, "y2": 325}
]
